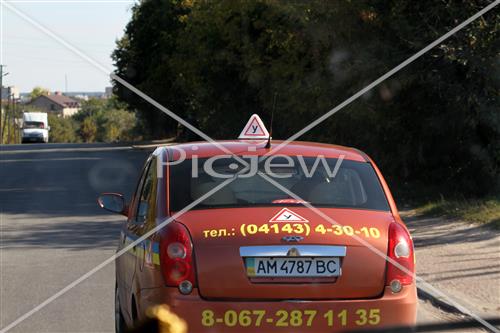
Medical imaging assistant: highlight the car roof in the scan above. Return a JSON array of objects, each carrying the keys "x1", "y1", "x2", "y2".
[{"x1": 154, "y1": 140, "x2": 368, "y2": 162}]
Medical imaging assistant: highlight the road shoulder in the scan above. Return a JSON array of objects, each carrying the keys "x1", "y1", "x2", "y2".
[{"x1": 403, "y1": 210, "x2": 500, "y2": 321}]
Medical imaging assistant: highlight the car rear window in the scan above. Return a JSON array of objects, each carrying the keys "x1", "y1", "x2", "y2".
[{"x1": 169, "y1": 156, "x2": 390, "y2": 212}]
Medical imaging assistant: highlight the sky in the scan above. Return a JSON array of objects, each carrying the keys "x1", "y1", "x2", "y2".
[{"x1": 1, "y1": 0, "x2": 135, "y2": 93}]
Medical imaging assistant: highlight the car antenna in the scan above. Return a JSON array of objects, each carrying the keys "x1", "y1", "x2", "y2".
[{"x1": 265, "y1": 92, "x2": 278, "y2": 149}]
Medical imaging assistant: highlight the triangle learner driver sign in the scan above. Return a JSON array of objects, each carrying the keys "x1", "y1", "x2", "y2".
[
  {"x1": 238, "y1": 114, "x2": 270, "y2": 139},
  {"x1": 269, "y1": 208, "x2": 309, "y2": 223}
]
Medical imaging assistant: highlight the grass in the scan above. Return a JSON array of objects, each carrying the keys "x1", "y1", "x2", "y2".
[{"x1": 415, "y1": 197, "x2": 500, "y2": 229}]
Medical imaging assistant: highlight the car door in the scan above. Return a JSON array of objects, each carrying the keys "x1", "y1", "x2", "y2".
[
  {"x1": 133, "y1": 157, "x2": 158, "y2": 277},
  {"x1": 116, "y1": 157, "x2": 152, "y2": 314},
  {"x1": 133, "y1": 157, "x2": 163, "y2": 294}
]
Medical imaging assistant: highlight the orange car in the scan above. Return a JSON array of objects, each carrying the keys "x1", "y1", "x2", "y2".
[{"x1": 99, "y1": 118, "x2": 417, "y2": 333}]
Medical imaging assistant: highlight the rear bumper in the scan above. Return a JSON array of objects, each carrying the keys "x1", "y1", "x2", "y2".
[
  {"x1": 22, "y1": 136, "x2": 45, "y2": 143},
  {"x1": 139, "y1": 285, "x2": 417, "y2": 332}
]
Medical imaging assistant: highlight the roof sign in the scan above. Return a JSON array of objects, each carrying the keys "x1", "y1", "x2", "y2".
[
  {"x1": 269, "y1": 208, "x2": 309, "y2": 223},
  {"x1": 238, "y1": 114, "x2": 270, "y2": 139}
]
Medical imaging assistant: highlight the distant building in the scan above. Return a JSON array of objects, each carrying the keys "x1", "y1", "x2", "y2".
[
  {"x1": 28, "y1": 92, "x2": 80, "y2": 117},
  {"x1": 1, "y1": 86, "x2": 20, "y2": 100},
  {"x1": 64, "y1": 91, "x2": 107, "y2": 99},
  {"x1": 104, "y1": 86, "x2": 113, "y2": 99},
  {"x1": 72, "y1": 94, "x2": 89, "y2": 101}
]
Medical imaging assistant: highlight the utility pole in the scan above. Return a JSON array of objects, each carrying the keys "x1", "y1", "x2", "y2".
[
  {"x1": 15, "y1": 96, "x2": 19, "y2": 143},
  {"x1": 0, "y1": 64, "x2": 4, "y2": 144},
  {"x1": 12, "y1": 94, "x2": 18, "y2": 144},
  {"x1": 0, "y1": 64, "x2": 9, "y2": 144},
  {"x1": 6, "y1": 92, "x2": 11, "y2": 144}
]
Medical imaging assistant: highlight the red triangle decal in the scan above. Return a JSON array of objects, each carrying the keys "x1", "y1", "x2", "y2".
[{"x1": 269, "y1": 208, "x2": 309, "y2": 223}]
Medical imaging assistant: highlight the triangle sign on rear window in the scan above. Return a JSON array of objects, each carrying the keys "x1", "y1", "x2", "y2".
[
  {"x1": 238, "y1": 114, "x2": 270, "y2": 139},
  {"x1": 269, "y1": 208, "x2": 309, "y2": 223}
]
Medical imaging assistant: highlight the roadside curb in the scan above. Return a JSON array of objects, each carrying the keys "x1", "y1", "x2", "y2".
[
  {"x1": 418, "y1": 289, "x2": 499, "y2": 333},
  {"x1": 131, "y1": 139, "x2": 176, "y2": 150},
  {"x1": 417, "y1": 287, "x2": 467, "y2": 316},
  {"x1": 131, "y1": 143, "x2": 171, "y2": 150}
]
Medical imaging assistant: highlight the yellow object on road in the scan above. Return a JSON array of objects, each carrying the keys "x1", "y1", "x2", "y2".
[{"x1": 128, "y1": 305, "x2": 188, "y2": 333}]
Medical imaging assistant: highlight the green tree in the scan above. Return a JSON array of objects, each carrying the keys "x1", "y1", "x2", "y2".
[
  {"x1": 73, "y1": 98, "x2": 106, "y2": 121},
  {"x1": 317, "y1": 0, "x2": 500, "y2": 197},
  {"x1": 29, "y1": 86, "x2": 50, "y2": 99},
  {"x1": 112, "y1": 0, "x2": 192, "y2": 138},
  {"x1": 72, "y1": 98, "x2": 138, "y2": 143},
  {"x1": 80, "y1": 117, "x2": 98, "y2": 143},
  {"x1": 47, "y1": 114, "x2": 79, "y2": 143},
  {"x1": 113, "y1": 0, "x2": 499, "y2": 197},
  {"x1": 99, "y1": 109, "x2": 136, "y2": 142}
]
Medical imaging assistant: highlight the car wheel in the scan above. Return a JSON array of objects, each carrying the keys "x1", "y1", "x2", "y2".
[{"x1": 115, "y1": 286, "x2": 127, "y2": 333}]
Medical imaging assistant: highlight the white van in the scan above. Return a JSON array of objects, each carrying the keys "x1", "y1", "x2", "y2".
[{"x1": 22, "y1": 112, "x2": 49, "y2": 143}]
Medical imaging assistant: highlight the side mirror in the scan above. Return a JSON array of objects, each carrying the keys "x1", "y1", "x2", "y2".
[
  {"x1": 97, "y1": 193, "x2": 127, "y2": 216},
  {"x1": 47, "y1": 126, "x2": 51, "y2": 131}
]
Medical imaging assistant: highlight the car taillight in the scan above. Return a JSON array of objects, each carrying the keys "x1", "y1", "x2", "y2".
[
  {"x1": 386, "y1": 222, "x2": 414, "y2": 291},
  {"x1": 160, "y1": 222, "x2": 196, "y2": 292}
]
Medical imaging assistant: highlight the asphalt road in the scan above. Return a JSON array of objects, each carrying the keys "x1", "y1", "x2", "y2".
[
  {"x1": 0, "y1": 143, "x2": 487, "y2": 332},
  {"x1": 1, "y1": 143, "x2": 150, "y2": 332}
]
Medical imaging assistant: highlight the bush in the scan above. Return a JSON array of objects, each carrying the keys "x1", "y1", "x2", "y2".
[
  {"x1": 47, "y1": 98, "x2": 138, "y2": 143},
  {"x1": 48, "y1": 114, "x2": 80, "y2": 143}
]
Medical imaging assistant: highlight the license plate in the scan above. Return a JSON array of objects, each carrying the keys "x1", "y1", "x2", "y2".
[{"x1": 245, "y1": 257, "x2": 340, "y2": 277}]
